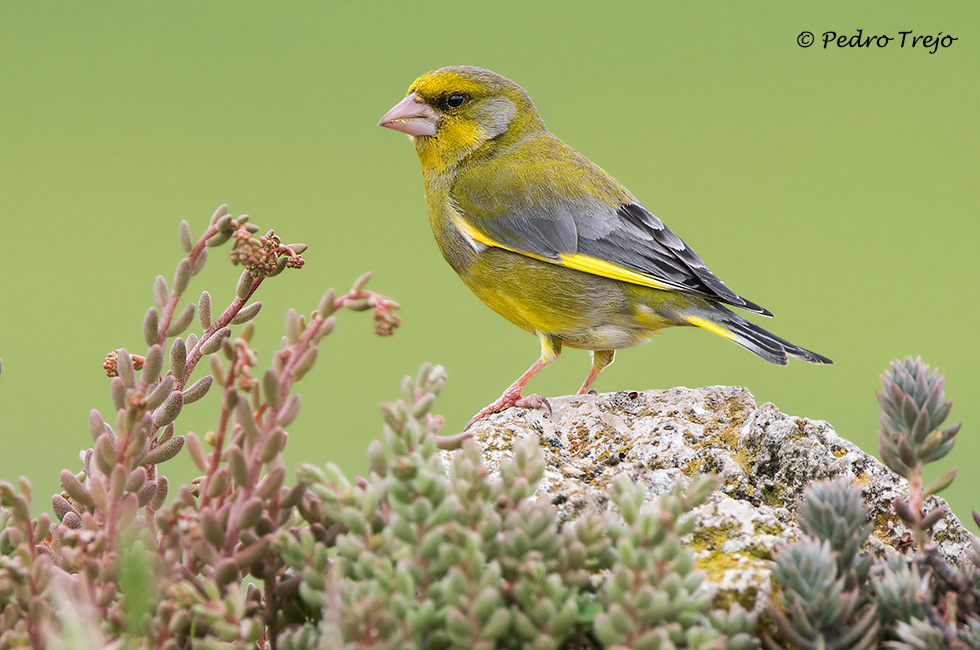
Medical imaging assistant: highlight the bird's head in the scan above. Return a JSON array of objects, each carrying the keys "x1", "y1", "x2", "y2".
[{"x1": 378, "y1": 66, "x2": 544, "y2": 170}]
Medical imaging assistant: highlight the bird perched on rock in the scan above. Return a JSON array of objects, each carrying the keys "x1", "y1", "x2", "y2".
[{"x1": 378, "y1": 66, "x2": 831, "y2": 428}]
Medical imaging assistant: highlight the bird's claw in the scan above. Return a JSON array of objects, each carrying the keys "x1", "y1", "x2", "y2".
[
  {"x1": 465, "y1": 392, "x2": 551, "y2": 429},
  {"x1": 514, "y1": 394, "x2": 551, "y2": 416}
]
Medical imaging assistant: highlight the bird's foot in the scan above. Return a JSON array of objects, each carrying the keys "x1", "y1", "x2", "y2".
[{"x1": 465, "y1": 389, "x2": 551, "y2": 429}]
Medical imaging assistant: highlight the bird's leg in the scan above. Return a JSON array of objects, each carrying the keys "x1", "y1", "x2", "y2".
[
  {"x1": 466, "y1": 333, "x2": 561, "y2": 429},
  {"x1": 465, "y1": 359, "x2": 549, "y2": 428},
  {"x1": 577, "y1": 349, "x2": 615, "y2": 395}
]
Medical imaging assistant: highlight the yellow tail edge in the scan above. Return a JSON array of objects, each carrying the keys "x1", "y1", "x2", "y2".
[{"x1": 684, "y1": 315, "x2": 737, "y2": 342}]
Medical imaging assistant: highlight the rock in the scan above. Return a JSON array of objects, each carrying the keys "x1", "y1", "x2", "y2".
[{"x1": 451, "y1": 386, "x2": 973, "y2": 614}]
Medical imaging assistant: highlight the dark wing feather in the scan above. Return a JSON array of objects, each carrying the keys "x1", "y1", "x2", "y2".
[{"x1": 581, "y1": 203, "x2": 772, "y2": 315}]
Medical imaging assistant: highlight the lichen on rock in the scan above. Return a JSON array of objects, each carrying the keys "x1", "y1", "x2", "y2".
[{"x1": 452, "y1": 385, "x2": 972, "y2": 614}]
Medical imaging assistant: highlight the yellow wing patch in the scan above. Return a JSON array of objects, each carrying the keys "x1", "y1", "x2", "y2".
[
  {"x1": 684, "y1": 316, "x2": 736, "y2": 341},
  {"x1": 450, "y1": 210, "x2": 497, "y2": 250},
  {"x1": 449, "y1": 211, "x2": 676, "y2": 292},
  {"x1": 556, "y1": 254, "x2": 674, "y2": 291}
]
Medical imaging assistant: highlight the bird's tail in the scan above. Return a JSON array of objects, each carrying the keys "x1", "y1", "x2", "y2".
[{"x1": 683, "y1": 307, "x2": 832, "y2": 365}]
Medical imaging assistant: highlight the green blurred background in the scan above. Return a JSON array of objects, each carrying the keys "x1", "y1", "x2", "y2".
[{"x1": 1, "y1": 2, "x2": 977, "y2": 521}]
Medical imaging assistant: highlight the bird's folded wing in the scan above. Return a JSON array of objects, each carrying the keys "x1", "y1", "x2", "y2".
[{"x1": 450, "y1": 175, "x2": 771, "y2": 316}]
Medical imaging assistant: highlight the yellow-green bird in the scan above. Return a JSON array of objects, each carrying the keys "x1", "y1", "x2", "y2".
[{"x1": 379, "y1": 66, "x2": 831, "y2": 428}]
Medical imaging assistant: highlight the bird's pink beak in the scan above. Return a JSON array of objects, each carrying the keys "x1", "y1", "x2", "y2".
[{"x1": 378, "y1": 93, "x2": 439, "y2": 137}]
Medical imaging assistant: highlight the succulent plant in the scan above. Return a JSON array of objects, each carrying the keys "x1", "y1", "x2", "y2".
[
  {"x1": 872, "y1": 555, "x2": 927, "y2": 639},
  {"x1": 876, "y1": 357, "x2": 958, "y2": 477},
  {"x1": 592, "y1": 474, "x2": 720, "y2": 650},
  {"x1": 0, "y1": 206, "x2": 402, "y2": 650},
  {"x1": 763, "y1": 358, "x2": 980, "y2": 650},
  {"x1": 796, "y1": 479, "x2": 873, "y2": 589},
  {"x1": 876, "y1": 357, "x2": 959, "y2": 545},
  {"x1": 765, "y1": 483, "x2": 879, "y2": 650},
  {"x1": 882, "y1": 618, "x2": 947, "y2": 650}
]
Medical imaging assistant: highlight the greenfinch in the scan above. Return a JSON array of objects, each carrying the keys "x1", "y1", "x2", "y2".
[{"x1": 379, "y1": 66, "x2": 831, "y2": 427}]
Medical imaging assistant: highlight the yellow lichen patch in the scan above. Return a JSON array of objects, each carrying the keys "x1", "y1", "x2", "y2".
[
  {"x1": 711, "y1": 581, "x2": 761, "y2": 613},
  {"x1": 753, "y1": 521, "x2": 786, "y2": 537},
  {"x1": 682, "y1": 458, "x2": 706, "y2": 476},
  {"x1": 709, "y1": 427, "x2": 742, "y2": 450},
  {"x1": 692, "y1": 525, "x2": 773, "y2": 612},
  {"x1": 474, "y1": 424, "x2": 520, "y2": 454},
  {"x1": 564, "y1": 420, "x2": 596, "y2": 457},
  {"x1": 724, "y1": 395, "x2": 752, "y2": 418},
  {"x1": 697, "y1": 398, "x2": 750, "y2": 447},
  {"x1": 871, "y1": 512, "x2": 899, "y2": 545},
  {"x1": 683, "y1": 397, "x2": 758, "y2": 481},
  {"x1": 691, "y1": 522, "x2": 738, "y2": 554},
  {"x1": 696, "y1": 546, "x2": 774, "y2": 586},
  {"x1": 832, "y1": 447, "x2": 849, "y2": 458},
  {"x1": 788, "y1": 419, "x2": 808, "y2": 442},
  {"x1": 760, "y1": 484, "x2": 785, "y2": 508},
  {"x1": 592, "y1": 443, "x2": 635, "y2": 468},
  {"x1": 731, "y1": 447, "x2": 754, "y2": 473},
  {"x1": 696, "y1": 548, "x2": 744, "y2": 583}
]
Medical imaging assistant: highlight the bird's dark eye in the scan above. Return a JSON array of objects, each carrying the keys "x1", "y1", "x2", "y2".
[{"x1": 446, "y1": 92, "x2": 468, "y2": 108}]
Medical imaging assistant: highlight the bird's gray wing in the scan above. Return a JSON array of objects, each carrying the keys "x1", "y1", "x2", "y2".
[{"x1": 451, "y1": 163, "x2": 770, "y2": 315}]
